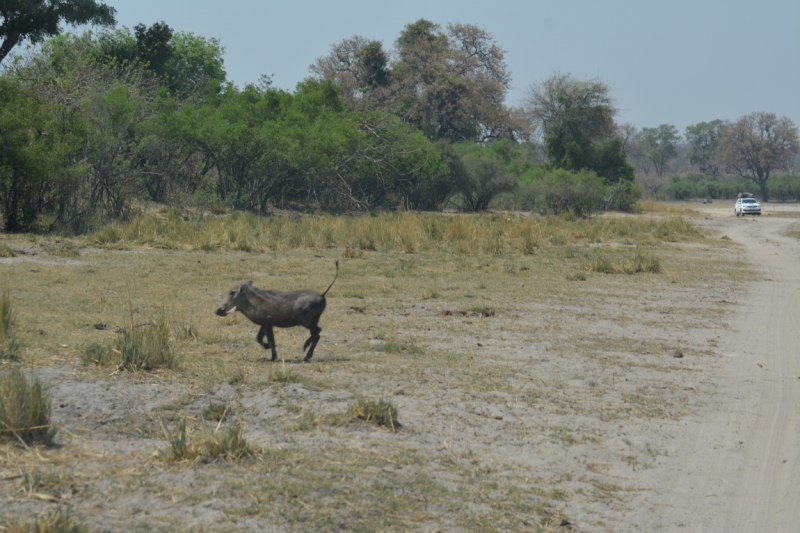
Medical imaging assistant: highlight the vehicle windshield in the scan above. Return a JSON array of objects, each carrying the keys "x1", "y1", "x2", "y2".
[{"x1": 743, "y1": 199, "x2": 758, "y2": 203}]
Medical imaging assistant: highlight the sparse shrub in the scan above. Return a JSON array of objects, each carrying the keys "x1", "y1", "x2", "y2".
[
  {"x1": 23, "y1": 467, "x2": 64, "y2": 493},
  {"x1": 202, "y1": 401, "x2": 229, "y2": 422},
  {"x1": 160, "y1": 419, "x2": 251, "y2": 461},
  {"x1": 520, "y1": 231, "x2": 538, "y2": 255},
  {"x1": 0, "y1": 367, "x2": 57, "y2": 446},
  {"x1": 80, "y1": 342, "x2": 115, "y2": 366},
  {"x1": 290, "y1": 408, "x2": 353, "y2": 432},
  {"x1": 172, "y1": 319, "x2": 198, "y2": 341},
  {"x1": 347, "y1": 398, "x2": 399, "y2": 430},
  {"x1": 590, "y1": 248, "x2": 661, "y2": 274},
  {"x1": 82, "y1": 312, "x2": 177, "y2": 370},
  {"x1": 1, "y1": 289, "x2": 20, "y2": 361},
  {"x1": 343, "y1": 246, "x2": 364, "y2": 259},
  {"x1": 1, "y1": 509, "x2": 87, "y2": 533},
  {"x1": 267, "y1": 364, "x2": 300, "y2": 383},
  {"x1": 227, "y1": 370, "x2": 245, "y2": 385},
  {"x1": 50, "y1": 243, "x2": 80, "y2": 257},
  {"x1": 420, "y1": 289, "x2": 439, "y2": 300},
  {"x1": 468, "y1": 307, "x2": 496, "y2": 317},
  {"x1": 116, "y1": 314, "x2": 175, "y2": 371},
  {"x1": 0, "y1": 243, "x2": 16, "y2": 257},
  {"x1": 591, "y1": 255, "x2": 616, "y2": 274},
  {"x1": 622, "y1": 248, "x2": 661, "y2": 274}
]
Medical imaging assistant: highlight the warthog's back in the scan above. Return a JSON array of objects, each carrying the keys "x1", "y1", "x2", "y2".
[{"x1": 247, "y1": 287, "x2": 325, "y2": 328}]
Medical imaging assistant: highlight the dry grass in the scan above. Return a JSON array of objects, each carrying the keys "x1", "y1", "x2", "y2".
[
  {"x1": 637, "y1": 199, "x2": 699, "y2": 216},
  {"x1": 0, "y1": 208, "x2": 755, "y2": 532},
  {"x1": 0, "y1": 243, "x2": 16, "y2": 258},
  {"x1": 0, "y1": 367, "x2": 57, "y2": 446},
  {"x1": 0, "y1": 289, "x2": 20, "y2": 361},
  {"x1": 0, "y1": 509, "x2": 87, "y2": 533},
  {"x1": 85, "y1": 209, "x2": 700, "y2": 253}
]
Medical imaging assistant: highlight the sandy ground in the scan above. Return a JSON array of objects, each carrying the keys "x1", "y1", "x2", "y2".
[
  {"x1": 625, "y1": 202, "x2": 800, "y2": 532},
  {"x1": 1, "y1": 203, "x2": 798, "y2": 531}
]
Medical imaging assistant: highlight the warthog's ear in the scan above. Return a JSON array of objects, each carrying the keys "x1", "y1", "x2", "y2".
[{"x1": 245, "y1": 280, "x2": 253, "y2": 286}]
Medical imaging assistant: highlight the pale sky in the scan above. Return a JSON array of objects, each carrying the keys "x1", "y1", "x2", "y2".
[{"x1": 81, "y1": 0, "x2": 800, "y2": 135}]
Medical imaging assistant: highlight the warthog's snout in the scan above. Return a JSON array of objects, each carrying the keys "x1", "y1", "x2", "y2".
[{"x1": 215, "y1": 305, "x2": 234, "y2": 316}]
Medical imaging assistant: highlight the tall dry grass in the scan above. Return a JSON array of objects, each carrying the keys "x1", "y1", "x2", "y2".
[{"x1": 87, "y1": 210, "x2": 701, "y2": 255}]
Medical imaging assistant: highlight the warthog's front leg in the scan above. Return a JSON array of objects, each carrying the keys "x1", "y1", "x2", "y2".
[{"x1": 256, "y1": 325, "x2": 278, "y2": 361}]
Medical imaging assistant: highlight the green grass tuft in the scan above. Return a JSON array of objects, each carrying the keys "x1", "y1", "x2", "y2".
[
  {"x1": 160, "y1": 419, "x2": 251, "y2": 462},
  {"x1": 0, "y1": 367, "x2": 57, "y2": 446},
  {"x1": 347, "y1": 398, "x2": 399, "y2": 430},
  {"x1": 80, "y1": 342, "x2": 115, "y2": 366},
  {"x1": 116, "y1": 314, "x2": 176, "y2": 371},
  {"x1": 80, "y1": 312, "x2": 177, "y2": 371}
]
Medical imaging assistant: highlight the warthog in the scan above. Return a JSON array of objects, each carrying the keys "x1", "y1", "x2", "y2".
[{"x1": 215, "y1": 261, "x2": 339, "y2": 362}]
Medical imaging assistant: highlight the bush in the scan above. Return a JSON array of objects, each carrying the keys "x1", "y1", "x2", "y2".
[
  {"x1": 1, "y1": 289, "x2": 20, "y2": 361},
  {"x1": 496, "y1": 168, "x2": 608, "y2": 216},
  {"x1": 0, "y1": 367, "x2": 57, "y2": 446},
  {"x1": 769, "y1": 174, "x2": 800, "y2": 201},
  {"x1": 606, "y1": 181, "x2": 642, "y2": 212},
  {"x1": 663, "y1": 174, "x2": 752, "y2": 200}
]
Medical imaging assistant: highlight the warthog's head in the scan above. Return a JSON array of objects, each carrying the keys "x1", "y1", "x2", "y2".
[{"x1": 215, "y1": 281, "x2": 252, "y2": 316}]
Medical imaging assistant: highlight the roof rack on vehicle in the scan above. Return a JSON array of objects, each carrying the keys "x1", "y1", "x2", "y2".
[{"x1": 737, "y1": 192, "x2": 754, "y2": 199}]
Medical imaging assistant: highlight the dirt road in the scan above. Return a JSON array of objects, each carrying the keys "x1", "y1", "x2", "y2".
[{"x1": 629, "y1": 205, "x2": 800, "y2": 532}]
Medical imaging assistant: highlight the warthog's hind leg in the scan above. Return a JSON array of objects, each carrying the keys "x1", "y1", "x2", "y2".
[{"x1": 303, "y1": 325, "x2": 322, "y2": 362}]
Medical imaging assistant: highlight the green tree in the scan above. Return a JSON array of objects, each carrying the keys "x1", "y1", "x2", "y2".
[
  {"x1": 685, "y1": 120, "x2": 726, "y2": 176},
  {"x1": 309, "y1": 35, "x2": 389, "y2": 110},
  {"x1": 94, "y1": 24, "x2": 226, "y2": 97},
  {"x1": 311, "y1": 19, "x2": 528, "y2": 143},
  {"x1": 0, "y1": 0, "x2": 115, "y2": 63},
  {"x1": 638, "y1": 124, "x2": 680, "y2": 178},
  {"x1": 523, "y1": 72, "x2": 632, "y2": 185},
  {"x1": 716, "y1": 112, "x2": 799, "y2": 202},
  {"x1": 524, "y1": 72, "x2": 617, "y2": 162}
]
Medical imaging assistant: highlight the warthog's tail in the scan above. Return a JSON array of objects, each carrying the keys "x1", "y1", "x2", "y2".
[{"x1": 322, "y1": 260, "x2": 339, "y2": 297}]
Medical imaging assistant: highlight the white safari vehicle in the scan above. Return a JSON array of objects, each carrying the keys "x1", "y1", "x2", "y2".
[{"x1": 735, "y1": 194, "x2": 761, "y2": 216}]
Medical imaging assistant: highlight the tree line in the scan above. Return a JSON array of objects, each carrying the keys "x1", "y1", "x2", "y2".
[{"x1": 0, "y1": 1, "x2": 798, "y2": 233}]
